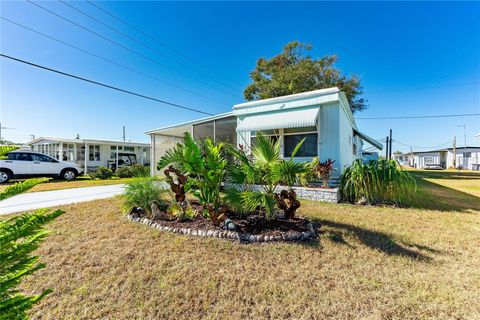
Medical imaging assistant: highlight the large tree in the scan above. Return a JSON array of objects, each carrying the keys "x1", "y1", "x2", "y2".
[{"x1": 244, "y1": 42, "x2": 367, "y2": 113}]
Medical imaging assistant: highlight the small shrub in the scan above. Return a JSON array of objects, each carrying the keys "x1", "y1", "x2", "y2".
[
  {"x1": 90, "y1": 166, "x2": 114, "y2": 180},
  {"x1": 167, "y1": 201, "x2": 199, "y2": 221},
  {"x1": 115, "y1": 166, "x2": 133, "y2": 178},
  {"x1": 123, "y1": 177, "x2": 168, "y2": 214},
  {"x1": 130, "y1": 164, "x2": 150, "y2": 178}
]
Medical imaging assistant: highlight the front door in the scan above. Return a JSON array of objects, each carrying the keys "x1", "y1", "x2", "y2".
[{"x1": 31, "y1": 153, "x2": 60, "y2": 175}]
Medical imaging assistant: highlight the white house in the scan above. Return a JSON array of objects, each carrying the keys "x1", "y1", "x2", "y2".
[
  {"x1": 393, "y1": 147, "x2": 480, "y2": 170},
  {"x1": 146, "y1": 87, "x2": 382, "y2": 176},
  {"x1": 27, "y1": 137, "x2": 150, "y2": 173}
]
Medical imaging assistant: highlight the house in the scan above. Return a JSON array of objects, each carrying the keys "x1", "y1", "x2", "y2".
[
  {"x1": 146, "y1": 87, "x2": 382, "y2": 176},
  {"x1": 393, "y1": 147, "x2": 480, "y2": 170},
  {"x1": 27, "y1": 137, "x2": 150, "y2": 173}
]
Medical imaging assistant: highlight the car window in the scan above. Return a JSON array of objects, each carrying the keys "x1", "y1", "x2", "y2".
[
  {"x1": 6, "y1": 153, "x2": 17, "y2": 160},
  {"x1": 8, "y1": 153, "x2": 33, "y2": 161},
  {"x1": 32, "y1": 154, "x2": 55, "y2": 162}
]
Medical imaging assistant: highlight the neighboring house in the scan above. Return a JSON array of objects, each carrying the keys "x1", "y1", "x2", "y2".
[
  {"x1": 393, "y1": 147, "x2": 480, "y2": 170},
  {"x1": 27, "y1": 137, "x2": 150, "y2": 173},
  {"x1": 146, "y1": 87, "x2": 383, "y2": 176}
]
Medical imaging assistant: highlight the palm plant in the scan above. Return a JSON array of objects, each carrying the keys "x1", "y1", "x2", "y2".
[
  {"x1": 0, "y1": 146, "x2": 63, "y2": 319},
  {"x1": 226, "y1": 133, "x2": 307, "y2": 218},
  {"x1": 157, "y1": 132, "x2": 227, "y2": 223}
]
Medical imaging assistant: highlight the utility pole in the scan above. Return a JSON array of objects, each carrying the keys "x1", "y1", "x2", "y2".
[
  {"x1": 389, "y1": 129, "x2": 393, "y2": 160},
  {"x1": 122, "y1": 126, "x2": 126, "y2": 142},
  {"x1": 385, "y1": 136, "x2": 389, "y2": 159},
  {"x1": 452, "y1": 136, "x2": 456, "y2": 168}
]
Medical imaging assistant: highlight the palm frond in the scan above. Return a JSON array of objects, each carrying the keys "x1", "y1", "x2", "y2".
[
  {"x1": 0, "y1": 145, "x2": 18, "y2": 159},
  {"x1": 251, "y1": 133, "x2": 281, "y2": 166}
]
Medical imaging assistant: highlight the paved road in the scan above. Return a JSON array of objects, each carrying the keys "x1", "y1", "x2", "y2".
[{"x1": 0, "y1": 184, "x2": 125, "y2": 215}]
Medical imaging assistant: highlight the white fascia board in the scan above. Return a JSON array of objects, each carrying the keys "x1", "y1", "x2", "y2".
[
  {"x1": 233, "y1": 91, "x2": 341, "y2": 116},
  {"x1": 27, "y1": 137, "x2": 149, "y2": 147},
  {"x1": 233, "y1": 87, "x2": 340, "y2": 111}
]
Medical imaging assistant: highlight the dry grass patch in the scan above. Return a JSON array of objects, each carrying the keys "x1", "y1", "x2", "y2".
[{"x1": 12, "y1": 192, "x2": 479, "y2": 319}]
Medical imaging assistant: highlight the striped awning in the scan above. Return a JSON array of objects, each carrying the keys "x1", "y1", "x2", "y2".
[{"x1": 236, "y1": 107, "x2": 319, "y2": 132}]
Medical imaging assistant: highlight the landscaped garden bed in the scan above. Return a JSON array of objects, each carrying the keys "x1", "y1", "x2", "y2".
[
  {"x1": 121, "y1": 132, "x2": 322, "y2": 243},
  {"x1": 126, "y1": 202, "x2": 316, "y2": 243}
]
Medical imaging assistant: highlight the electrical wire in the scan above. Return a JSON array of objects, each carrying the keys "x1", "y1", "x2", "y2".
[
  {"x1": 356, "y1": 113, "x2": 480, "y2": 120},
  {"x1": 58, "y1": 0, "x2": 242, "y2": 93},
  {"x1": 85, "y1": 0, "x2": 243, "y2": 87},
  {"x1": 392, "y1": 139, "x2": 454, "y2": 150},
  {"x1": 0, "y1": 16, "x2": 230, "y2": 106},
  {"x1": 364, "y1": 82, "x2": 480, "y2": 94},
  {"x1": 26, "y1": 0, "x2": 242, "y2": 99},
  {"x1": 0, "y1": 53, "x2": 214, "y2": 116}
]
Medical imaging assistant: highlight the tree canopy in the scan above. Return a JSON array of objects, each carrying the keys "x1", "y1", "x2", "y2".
[{"x1": 244, "y1": 42, "x2": 367, "y2": 113}]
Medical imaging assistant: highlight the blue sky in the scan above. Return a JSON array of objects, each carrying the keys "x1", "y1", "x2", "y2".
[{"x1": 1, "y1": 1, "x2": 479, "y2": 153}]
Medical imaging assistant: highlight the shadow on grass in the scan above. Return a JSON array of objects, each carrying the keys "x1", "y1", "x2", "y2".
[
  {"x1": 410, "y1": 175, "x2": 480, "y2": 212},
  {"x1": 304, "y1": 219, "x2": 440, "y2": 261}
]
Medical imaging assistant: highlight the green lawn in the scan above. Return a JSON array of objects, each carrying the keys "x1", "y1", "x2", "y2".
[
  {"x1": 7, "y1": 170, "x2": 480, "y2": 319},
  {"x1": 0, "y1": 176, "x2": 134, "y2": 193}
]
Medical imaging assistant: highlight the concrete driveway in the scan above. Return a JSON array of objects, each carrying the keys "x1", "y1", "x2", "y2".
[{"x1": 0, "y1": 184, "x2": 125, "y2": 215}]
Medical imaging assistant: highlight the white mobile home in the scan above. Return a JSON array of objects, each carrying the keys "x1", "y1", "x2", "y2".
[
  {"x1": 27, "y1": 137, "x2": 150, "y2": 173},
  {"x1": 146, "y1": 88, "x2": 382, "y2": 176},
  {"x1": 394, "y1": 147, "x2": 480, "y2": 170}
]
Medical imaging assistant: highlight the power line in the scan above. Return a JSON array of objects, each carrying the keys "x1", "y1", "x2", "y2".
[
  {"x1": 26, "y1": 0, "x2": 242, "y2": 99},
  {"x1": 86, "y1": 0, "x2": 243, "y2": 87},
  {"x1": 0, "y1": 16, "x2": 229, "y2": 106},
  {"x1": 0, "y1": 53, "x2": 214, "y2": 116},
  {"x1": 58, "y1": 0, "x2": 242, "y2": 93},
  {"x1": 365, "y1": 82, "x2": 480, "y2": 94},
  {"x1": 356, "y1": 113, "x2": 480, "y2": 120},
  {"x1": 392, "y1": 139, "x2": 454, "y2": 150}
]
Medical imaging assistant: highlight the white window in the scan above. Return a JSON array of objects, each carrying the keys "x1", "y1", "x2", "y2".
[
  {"x1": 62, "y1": 144, "x2": 75, "y2": 161},
  {"x1": 89, "y1": 145, "x2": 100, "y2": 161}
]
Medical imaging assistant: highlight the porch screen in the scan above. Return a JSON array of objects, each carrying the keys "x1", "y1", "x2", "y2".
[
  {"x1": 214, "y1": 116, "x2": 237, "y2": 145},
  {"x1": 193, "y1": 121, "x2": 214, "y2": 141}
]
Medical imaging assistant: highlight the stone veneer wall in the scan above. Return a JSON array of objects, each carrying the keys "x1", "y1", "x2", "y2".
[{"x1": 224, "y1": 183, "x2": 340, "y2": 203}]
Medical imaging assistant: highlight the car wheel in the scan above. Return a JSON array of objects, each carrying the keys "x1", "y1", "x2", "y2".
[
  {"x1": 62, "y1": 169, "x2": 77, "y2": 181},
  {"x1": 0, "y1": 170, "x2": 11, "y2": 183}
]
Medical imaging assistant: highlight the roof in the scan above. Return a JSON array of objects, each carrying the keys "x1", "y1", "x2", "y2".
[
  {"x1": 146, "y1": 88, "x2": 381, "y2": 149},
  {"x1": 233, "y1": 87, "x2": 341, "y2": 110},
  {"x1": 27, "y1": 137, "x2": 150, "y2": 147},
  {"x1": 145, "y1": 111, "x2": 234, "y2": 135}
]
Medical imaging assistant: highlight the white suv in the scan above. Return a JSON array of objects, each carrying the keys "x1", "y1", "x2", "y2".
[{"x1": 0, "y1": 151, "x2": 83, "y2": 183}]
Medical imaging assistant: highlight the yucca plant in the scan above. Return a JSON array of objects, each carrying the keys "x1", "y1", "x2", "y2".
[
  {"x1": 0, "y1": 145, "x2": 62, "y2": 320},
  {"x1": 340, "y1": 159, "x2": 416, "y2": 205},
  {"x1": 226, "y1": 133, "x2": 307, "y2": 218}
]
